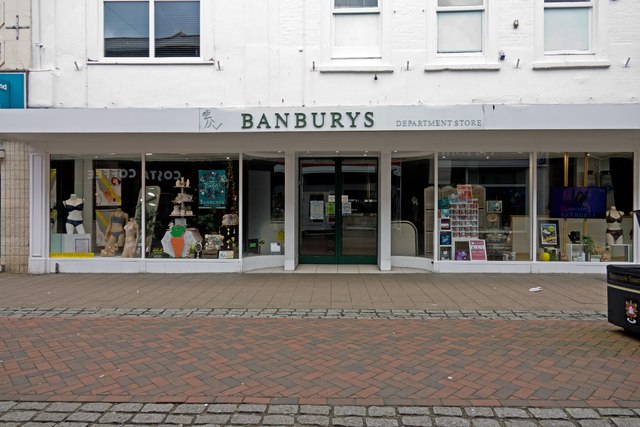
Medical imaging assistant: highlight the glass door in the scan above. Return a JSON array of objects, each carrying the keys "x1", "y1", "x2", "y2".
[{"x1": 299, "y1": 158, "x2": 378, "y2": 264}]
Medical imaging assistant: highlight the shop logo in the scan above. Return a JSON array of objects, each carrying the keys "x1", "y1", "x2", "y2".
[
  {"x1": 626, "y1": 299, "x2": 637, "y2": 324},
  {"x1": 202, "y1": 109, "x2": 222, "y2": 130}
]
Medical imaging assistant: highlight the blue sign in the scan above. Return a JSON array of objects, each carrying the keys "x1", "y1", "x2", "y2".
[{"x1": 0, "y1": 73, "x2": 26, "y2": 109}]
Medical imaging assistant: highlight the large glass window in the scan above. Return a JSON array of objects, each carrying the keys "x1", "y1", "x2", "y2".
[
  {"x1": 243, "y1": 156, "x2": 285, "y2": 257},
  {"x1": 104, "y1": 0, "x2": 200, "y2": 58},
  {"x1": 145, "y1": 154, "x2": 239, "y2": 259},
  {"x1": 332, "y1": 0, "x2": 381, "y2": 58},
  {"x1": 437, "y1": 153, "x2": 530, "y2": 262},
  {"x1": 537, "y1": 152, "x2": 634, "y2": 262},
  {"x1": 437, "y1": 0, "x2": 484, "y2": 53},
  {"x1": 391, "y1": 156, "x2": 434, "y2": 258},
  {"x1": 544, "y1": 0, "x2": 592, "y2": 52},
  {"x1": 50, "y1": 155, "x2": 142, "y2": 258}
]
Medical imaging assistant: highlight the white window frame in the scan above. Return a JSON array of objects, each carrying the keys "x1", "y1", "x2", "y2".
[
  {"x1": 543, "y1": 0, "x2": 594, "y2": 55},
  {"x1": 91, "y1": 0, "x2": 212, "y2": 64},
  {"x1": 533, "y1": 0, "x2": 609, "y2": 69},
  {"x1": 425, "y1": 0, "x2": 499, "y2": 71},
  {"x1": 331, "y1": 0, "x2": 382, "y2": 59}
]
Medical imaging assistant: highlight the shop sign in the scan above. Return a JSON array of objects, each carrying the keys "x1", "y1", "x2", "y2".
[
  {"x1": 199, "y1": 106, "x2": 485, "y2": 133},
  {"x1": 0, "y1": 72, "x2": 26, "y2": 109}
]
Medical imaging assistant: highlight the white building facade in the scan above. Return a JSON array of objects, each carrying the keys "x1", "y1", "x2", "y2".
[{"x1": 0, "y1": 0, "x2": 638, "y2": 274}]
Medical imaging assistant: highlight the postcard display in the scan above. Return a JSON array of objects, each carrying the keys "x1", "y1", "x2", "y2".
[{"x1": 438, "y1": 185, "x2": 486, "y2": 261}]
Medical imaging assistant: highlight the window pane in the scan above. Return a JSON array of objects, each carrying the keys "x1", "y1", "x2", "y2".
[
  {"x1": 334, "y1": 13, "x2": 379, "y2": 48},
  {"x1": 104, "y1": 2, "x2": 149, "y2": 57},
  {"x1": 544, "y1": 8, "x2": 589, "y2": 51},
  {"x1": 155, "y1": 1, "x2": 200, "y2": 57},
  {"x1": 437, "y1": 11, "x2": 483, "y2": 53},
  {"x1": 335, "y1": 0, "x2": 378, "y2": 8},
  {"x1": 438, "y1": 0, "x2": 483, "y2": 6}
]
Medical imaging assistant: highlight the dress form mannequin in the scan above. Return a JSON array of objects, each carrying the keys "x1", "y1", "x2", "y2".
[
  {"x1": 63, "y1": 194, "x2": 85, "y2": 234},
  {"x1": 101, "y1": 208, "x2": 129, "y2": 256},
  {"x1": 605, "y1": 206, "x2": 625, "y2": 245},
  {"x1": 121, "y1": 219, "x2": 139, "y2": 258}
]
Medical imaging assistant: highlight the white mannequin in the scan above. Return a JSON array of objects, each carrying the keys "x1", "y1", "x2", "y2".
[
  {"x1": 605, "y1": 205, "x2": 625, "y2": 245},
  {"x1": 121, "y1": 219, "x2": 139, "y2": 258},
  {"x1": 63, "y1": 194, "x2": 85, "y2": 234}
]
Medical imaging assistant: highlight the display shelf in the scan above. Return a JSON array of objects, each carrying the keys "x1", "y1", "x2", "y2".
[
  {"x1": 171, "y1": 185, "x2": 194, "y2": 218},
  {"x1": 449, "y1": 200, "x2": 479, "y2": 239}
]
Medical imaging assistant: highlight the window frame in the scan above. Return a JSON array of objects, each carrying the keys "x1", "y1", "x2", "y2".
[
  {"x1": 97, "y1": 0, "x2": 205, "y2": 63},
  {"x1": 435, "y1": 0, "x2": 486, "y2": 56},
  {"x1": 542, "y1": 0, "x2": 594, "y2": 55},
  {"x1": 331, "y1": 0, "x2": 382, "y2": 59}
]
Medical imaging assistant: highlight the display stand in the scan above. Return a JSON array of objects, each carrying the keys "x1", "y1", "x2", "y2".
[
  {"x1": 171, "y1": 186, "x2": 194, "y2": 219},
  {"x1": 450, "y1": 200, "x2": 479, "y2": 239}
]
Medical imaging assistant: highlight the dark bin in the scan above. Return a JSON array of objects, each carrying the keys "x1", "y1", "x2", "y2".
[{"x1": 607, "y1": 264, "x2": 640, "y2": 333}]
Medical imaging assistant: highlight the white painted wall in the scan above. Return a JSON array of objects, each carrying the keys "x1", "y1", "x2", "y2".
[{"x1": 28, "y1": 0, "x2": 640, "y2": 109}]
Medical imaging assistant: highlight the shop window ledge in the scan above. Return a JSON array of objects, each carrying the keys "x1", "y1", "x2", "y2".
[
  {"x1": 532, "y1": 60, "x2": 611, "y2": 70},
  {"x1": 318, "y1": 63, "x2": 395, "y2": 73},
  {"x1": 424, "y1": 63, "x2": 501, "y2": 72}
]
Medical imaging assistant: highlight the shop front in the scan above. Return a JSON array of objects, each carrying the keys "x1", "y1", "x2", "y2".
[{"x1": 0, "y1": 104, "x2": 637, "y2": 274}]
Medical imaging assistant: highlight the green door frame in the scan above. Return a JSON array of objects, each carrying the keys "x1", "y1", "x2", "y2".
[{"x1": 298, "y1": 157, "x2": 378, "y2": 265}]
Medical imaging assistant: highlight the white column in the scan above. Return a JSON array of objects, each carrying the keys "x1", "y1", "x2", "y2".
[
  {"x1": 379, "y1": 151, "x2": 391, "y2": 270},
  {"x1": 27, "y1": 150, "x2": 46, "y2": 273},
  {"x1": 284, "y1": 152, "x2": 297, "y2": 271}
]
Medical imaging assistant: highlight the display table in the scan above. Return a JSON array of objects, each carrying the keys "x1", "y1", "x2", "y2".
[
  {"x1": 606, "y1": 265, "x2": 640, "y2": 334},
  {"x1": 161, "y1": 228, "x2": 203, "y2": 258}
]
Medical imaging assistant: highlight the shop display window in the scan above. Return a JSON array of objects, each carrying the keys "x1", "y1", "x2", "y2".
[
  {"x1": 537, "y1": 152, "x2": 634, "y2": 263},
  {"x1": 242, "y1": 156, "x2": 285, "y2": 257},
  {"x1": 49, "y1": 155, "x2": 142, "y2": 258},
  {"x1": 391, "y1": 156, "x2": 434, "y2": 257},
  {"x1": 437, "y1": 153, "x2": 530, "y2": 261},
  {"x1": 145, "y1": 154, "x2": 239, "y2": 259}
]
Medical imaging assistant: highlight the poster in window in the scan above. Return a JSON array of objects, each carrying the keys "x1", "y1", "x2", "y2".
[
  {"x1": 198, "y1": 170, "x2": 226, "y2": 208},
  {"x1": 539, "y1": 220, "x2": 559, "y2": 247},
  {"x1": 95, "y1": 169, "x2": 123, "y2": 207},
  {"x1": 456, "y1": 184, "x2": 473, "y2": 201},
  {"x1": 469, "y1": 240, "x2": 487, "y2": 261},
  {"x1": 310, "y1": 200, "x2": 324, "y2": 220}
]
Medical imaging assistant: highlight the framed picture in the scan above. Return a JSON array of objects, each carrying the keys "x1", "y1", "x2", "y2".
[
  {"x1": 440, "y1": 232, "x2": 452, "y2": 246},
  {"x1": 454, "y1": 239, "x2": 471, "y2": 261},
  {"x1": 440, "y1": 247, "x2": 451, "y2": 260},
  {"x1": 539, "y1": 220, "x2": 559, "y2": 247},
  {"x1": 486, "y1": 200, "x2": 503, "y2": 213}
]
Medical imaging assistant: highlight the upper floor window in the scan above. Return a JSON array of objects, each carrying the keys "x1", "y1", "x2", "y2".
[
  {"x1": 437, "y1": 0, "x2": 485, "y2": 54},
  {"x1": 104, "y1": 0, "x2": 200, "y2": 58},
  {"x1": 544, "y1": 0, "x2": 592, "y2": 53},
  {"x1": 332, "y1": 0, "x2": 381, "y2": 58}
]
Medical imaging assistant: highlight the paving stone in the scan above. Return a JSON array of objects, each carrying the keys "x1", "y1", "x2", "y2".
[
  {"x1": 112, "y1": 403, "x2": 144, "y2": 412},
  {"x1": 35, "y1": 412, "x2": 68, "y2": 422},
  {"x1": 434, "y1": 407, "x2": 464, "y2": 417},
  {"x1": 207, "y1": 403, "x2": 238, "y2": 413},
  {"x1": 368, "y1": 406, "x2": 396, "y2": 417},
  {"x1": 142, "y1": 403, "x2": 174, "y2": 413},
  {"x1": 56, "y1": 423, "x2": 90, "y2": 427},
  {"x1": 471, "y1": 420, "x2": 501, "y2": 427},
  {"x1": 335, "y1": 406, "x2": 367, "y2": 416},
  {"x1": 238, "y1": 404, "x2": 267, "y2": 413},
  {"x1": 494, "y1": 408, "x2": 530, "y2": 418},
  {"x1": 132, "y1": 413, "x2": 166, "y2": 423},
  {"x1": 263, "y1": 414, "x2": 295, "y2": 425},
  {"x1": 503, "y1": 421, "x2": 538, "y2": 427},
  {"x1": 435, "y1": 417, "x2": 470, "y2": 427},
  {"x1": 46, "y1": 402, "x2": 82, "y2": 412},
  {"x1": 539, "y1": 421, "x2": 576, "y2": 427},
  {"x1": 195, "y1": 413, "x2": 231, "y2": 424},
  {"x1": 0, "y1": 401, "x2": 17, "y2": 411},
  {"x1": 365, "y1": 417, "x2": 398, "y2": 427},
  {"x1": 567, "y1": 408, "x2": 601, "y2": 419},
  {"x1": 79, "y1": 403, "x2": 112, "y2": 412},
  {"x1": 268, "y1": 405, "x2": 299, "y2": 414},
  {"x1": 98, "y1": 412, "x2": 133, "y2": 423},
  {"x1": 464, "y1": 408, "x2": 494, "y2": 418},
  {"x1": 333, "y1": 417, "x2": 365, "y2": 427},
  {"x1": 230, "y1": 413, "x2": 262, "y2": 424},
  {"x1": 1, "y1": 411, "x2": 37, "y2": 422},
  {"x1": 598, "y1": 409, "x2": 636, "y2": 417},
  {"x1": 402, "y1": 416, "x2": 433, "y2": 426},
  {"x1": 399, "y1": 407, "x2": 431, "y2": 415},
  {"x1": 14, "y1": 402, "x2": 48, "y2": 410},
  {"x1": 166, "y1": 414, "x2": 195, "y2": 424},
  {"x1": 578, "y1": 420, "x2": 613, "y2": 427},
  {"x1": 67, "y1": 412, "x2": 102, "y2": 422},
  {"x1": 301, "y1": 405, "x2": 331, "y2": 415},
  {"x1": 21, "y1": 423, "x2": 56, "y2": 427},
  {"x1": 297, "y1": 414, "x2": 330, "y2": 425},
  {"x1": 174, "y1": 403, "x2": 207, "y2": 414},
  {"x1": 612, "y1": 419, "x2": 640, "y2": 427},
  {"x1": 529, "y1": 408, "x2": 568, "y2": 419}
]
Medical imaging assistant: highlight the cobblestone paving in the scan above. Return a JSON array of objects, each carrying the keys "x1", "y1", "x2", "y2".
[
  {"x1": 0, "y1": 402, "x2": 639, "y2": 425},
  {"x1": 0, "y1": 307, "x2": 607, "y2": 320}
]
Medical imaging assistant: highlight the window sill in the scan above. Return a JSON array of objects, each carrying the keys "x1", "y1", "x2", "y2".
[
  {"x1": 318, "y1": 63, "x2": 394, "y2": 73},
  {"x1": 531, "y1": 60, "x2": 611, "y2": 70},
  {"x1": 88, "y1": 59, "x2": 215, "y2": 66},
  {"x1": 424, "y1": 63, "x2": 501, "y2": 72}
]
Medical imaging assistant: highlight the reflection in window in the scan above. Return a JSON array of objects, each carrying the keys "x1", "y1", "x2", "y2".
[{"x1": 104, "y1": 2, "x2": 149, "y2": 57}]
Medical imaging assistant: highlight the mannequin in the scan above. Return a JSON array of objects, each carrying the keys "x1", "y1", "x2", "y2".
[
  {"x1": 101, "y1": 208, "x2": 129, "y2": 256},
  {"x1": 605, "y1": 206, "x2": 625, "y2": 245},
  {"x1": 63, "y1": 194, "x2": 85, "y2": 234},
  {"x1": 121, "y1": 219, "x2": 139, "y2": 258}
]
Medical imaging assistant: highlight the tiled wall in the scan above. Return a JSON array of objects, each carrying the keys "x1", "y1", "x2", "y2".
[{"x1": 1, "y1": 140, "x2": 29, "y2": 273}]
